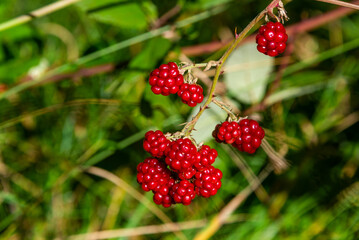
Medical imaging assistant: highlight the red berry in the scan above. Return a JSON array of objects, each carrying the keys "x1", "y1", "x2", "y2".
[
  {"x1": 164, "y1": 138, "x2": 197, "y2": 172},
  {"x1": 177, "y1": 83, "x2": 204, "y2": 107},
  {"x1": 170, "y1": 180, "x2": 196, "y2": 205},
  {"x1": 152, "y1": 178, "x2": 175, "y2": 208},
  {"x1": 194, "y1": 145, "x2": 218, "y2": 171},
  {"x1": 232, "y1": 119, "x2": 265, "y2": 154},
  {"x1": 212, "y1": 121, "x2": 241, "y2": 144},
  {"x1": 149, "y1": 62, "x2": 184, "y2": 96},
  {"x1": 178, "y1": 167, "x2": 197, "y2": 180},
  {"x1": 143, "y1": 130, "x2": 171, "y2": 158},
  {"x1": 194, "y1": 166, "x2": 222, "y2": 198},
  {"x1": 256, "y1": 22, "x2": 288, "y2": 57},
  {"x1": 136, "y1": 158, "x2": 171, "y2": 192}
]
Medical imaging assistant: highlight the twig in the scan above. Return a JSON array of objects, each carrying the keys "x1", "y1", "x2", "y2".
[
  {"x1": 194, "y1": 164, "x2": 273, "y2": 240},
  {"x1": 86, "y1": 167, "x2": 187, "y2": 240},
  {"x1": 182, "y1": 0, "x2": 359, "y2": 56},
  {"x1": 181, "y1": 0, "x2": 281, "y2": 136},
  {"x1": 315, "y1": 0, "x2": 359, "y2": 10},
  {"x1": 212, "y1": 98, "x2": 237, "y2": 121},
  {"x1": 152, "y1": 5, "x2": 182, "y2": 29},
  {"x1": 0, "y1": 0, "x2": 82, "y2": 32}
]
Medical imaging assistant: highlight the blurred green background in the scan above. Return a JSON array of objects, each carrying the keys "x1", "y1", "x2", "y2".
[{"x1": 0, "y1": 0, "x2": 359, "y2": 239}]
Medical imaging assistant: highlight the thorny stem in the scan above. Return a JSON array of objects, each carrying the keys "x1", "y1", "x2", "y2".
[
  {"x1": 182, "y1": 0, "x2": 282, "y2": 137},
  {"x1": 180, "y1": 63, "x2": 209, "y2": 71},
  {"x1": 212, "y1": 98, "x2": 238, "y2": 121},
  {"x1": 180, "y1": 61, "x2": 219, "y2": 72}
]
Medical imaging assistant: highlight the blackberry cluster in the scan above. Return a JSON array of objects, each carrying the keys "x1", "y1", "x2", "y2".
[
  {"x1": 213, "y1": 119, "x2": 265, "y2": 154},
  {"x1": 137, "y1": 130, "x2": 223, "y2": 207},
  {"x1": 256, "y1": 22, "x2": 288, "y2": 57},
  {"x1": 212, "y1": 121, "x2": 241, "y2": 144},
  {"x1": 148, "y1": 62, "x2": 204, "y2": 107},
  {"x1": 149, "y1": 62, "x2": 183, "y2": 96}
]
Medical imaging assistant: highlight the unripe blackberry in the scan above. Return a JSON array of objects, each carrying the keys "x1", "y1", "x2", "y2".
[
  {"x1": 170, "y1": 180, "x2": 196, "y2": 205},
  {"x1": 153, "y1": 178, "x2": 175, "y2": 208},
  {"x1": 256, "y1": 22, "x2": 288, "y2": 57},
  {"x1": 149, "y1": 62, "x2": 184, "y2": 96},
  {"x1": 232, "y1": 119, "x2": 265, "y2": 154},
  {"x1": 178, "y1": 167, "x2": 197, "y2": 180},
  {"x1": 136, "y1": 158, "x2": 171, "y2": 192},
  {"x1": 212, "y1": 124, "x2": 224, "y2": 143},
  {"x1": 165, "y1": 138, "x2": 197, "y2": 172},
  {"x1": 212, "y1": 121, "x2": 241, "y2": 144},
  {"x1": 177, "y1": 83, "x2": 204, "y2": 107},
  {"x1": 194, "y1": 145, "x2": 218, "y2": 171},
  {"x1": 194, "y1": 166, "x2": 222, "y2": 198},
  {"x1": 143, "y1": 130, "x2": 170, "y2": 158}
]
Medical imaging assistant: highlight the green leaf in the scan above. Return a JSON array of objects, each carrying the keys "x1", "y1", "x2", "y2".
[
  {"x1": 198, "y1": 0, "x2": 233, "y2": 9},
  {"x1": 88, "y1": 2, "x2": 148, "y2": 30},
  {"x1": 224, "y1": 42, "x2": 274, "y2": 104},
  {"x1": 76, "y1": 0, "x2": 122, "y2": 11},
  {"x1": 130, "y1": 37, "x2": 172, "y2": 70}
]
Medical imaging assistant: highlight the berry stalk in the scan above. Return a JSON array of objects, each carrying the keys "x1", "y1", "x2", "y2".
[
  {"x1": 212, "y1": 98, "x2": 238, "y2": 121},
  {"x1": 182, "y1": 0, "x2": 283, "y2": 137}
]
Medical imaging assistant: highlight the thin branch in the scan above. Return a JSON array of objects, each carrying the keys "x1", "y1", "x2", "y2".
[
  {"x1": 181, "y1": 0, "x2": 281, "y2": 136},
  {"x1": 86, "y1": 167, "x2": 187, "y2": 240},
  {"x1": 315, "y1": 0, "x2": 359, "y2": 10},
  {"x1": 151, "y1": 5, "x2": 182, "y2": 29},
  {"x1": 212, "y1": 98, "x2": 237, "y2": 120},
  {"x1": 0, "y1": 0, "x2": 82, "y2": 32},
  {"x1": 182, "y1": 0, "x2": 359, "y2": 56}
]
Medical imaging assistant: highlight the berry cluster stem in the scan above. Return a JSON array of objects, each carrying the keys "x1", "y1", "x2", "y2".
[
  {"x1": 182, "y1": 0, "x2": 282, "y2": 137},
  {"x1": 212, "y1": 98, "x2": 238, "y2": 121}
]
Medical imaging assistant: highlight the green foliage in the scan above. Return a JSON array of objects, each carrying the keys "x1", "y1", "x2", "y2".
[{"x1": 0, "y1": 0, "x2": 358, "y2": 239}]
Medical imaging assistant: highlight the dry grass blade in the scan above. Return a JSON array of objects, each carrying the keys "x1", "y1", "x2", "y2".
[
  {"x1": 335, "y1": 181, "x2": 359, "y2": 211},
  {"x1": 224, "y1": 145, "x2": 270, "y2": 203},
  {"x1": 0, "y1": 99, "x2": 121, "y2": 130},
  {"x1": 194, "y1": 164, "x2": 273, "y2": 240},
  {"x1": 261, "y1": 138, "x2": 289, "y2": 174},
  {"x1": 316, "y1": 0, "x2": 359, "y2": 10},
  {"x1": 85, "y1": 167, "x2": 187, "y2": 240},
  {"x1": 66, "y1": 215, "x2": 248, "y2": 240}
]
